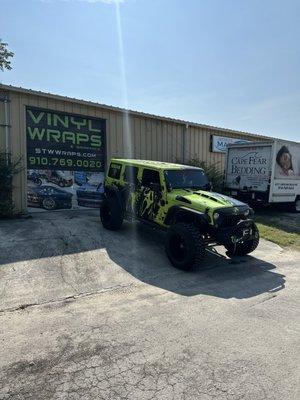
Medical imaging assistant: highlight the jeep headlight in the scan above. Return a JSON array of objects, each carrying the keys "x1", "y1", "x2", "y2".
[
  {"x1": 214, "y1": 212, "x2": 220, "y2": 220},
  {"x1": 244, "y1": 209, "x2": 250, "y2": 217}
]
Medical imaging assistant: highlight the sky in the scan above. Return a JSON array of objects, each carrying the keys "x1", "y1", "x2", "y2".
[{"x1": 1, "y1": 0, "x2": 300, "y2": 141}]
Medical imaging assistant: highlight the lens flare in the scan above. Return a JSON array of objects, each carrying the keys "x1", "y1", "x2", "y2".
[{"x1": 115, "y1": 2, "x2": 132, "y2": 159}]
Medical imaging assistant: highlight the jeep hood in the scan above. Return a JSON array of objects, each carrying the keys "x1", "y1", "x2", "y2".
[{"x1": 172, "y1": 190, "x2": 248, "y2": 209}]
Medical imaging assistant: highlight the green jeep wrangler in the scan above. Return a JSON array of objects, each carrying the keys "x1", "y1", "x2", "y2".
[{"x1": 100, "y1": 159, "x2": 259, "y2": 270}]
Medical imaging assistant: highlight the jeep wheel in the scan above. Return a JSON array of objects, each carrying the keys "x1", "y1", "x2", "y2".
[
  {"x1": 165, "y1": 223, "x2": 205, "y2": 270},
  {"x1": 100, "y1": 196, "x2": 123, "y2": 230},
  {"x1": 226, "y1": 224, "x2": 260, "y2": 257}
]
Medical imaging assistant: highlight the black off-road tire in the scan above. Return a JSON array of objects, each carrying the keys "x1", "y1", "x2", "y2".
[
  {"x1": 165, "y1": 223, "x2": 205, "y2": 271},
  {"x1": 226, "y1": 223, "x2": 260, "y2": 257},
  {"x1": 100, "y1": 196, "x2": 123, "y2": 231}
]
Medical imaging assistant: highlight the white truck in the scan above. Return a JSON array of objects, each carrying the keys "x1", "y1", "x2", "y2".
[{"x1": 224, "y1": 140, "x2": 300, "y2": 212}]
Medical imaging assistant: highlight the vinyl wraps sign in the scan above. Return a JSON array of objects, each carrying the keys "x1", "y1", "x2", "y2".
[
  {"x1": 26, "y1": 106, "x2": 106, "y2": 172},
  {"x1": 26, "y1": 106, "x2": 106, "y2": 212}
]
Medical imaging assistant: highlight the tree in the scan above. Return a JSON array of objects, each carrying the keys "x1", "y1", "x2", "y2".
[{"x1": 0, "y1": 39, "x2": 14, "y2": 71}]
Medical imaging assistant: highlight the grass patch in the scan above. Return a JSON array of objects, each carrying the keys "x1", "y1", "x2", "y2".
[
  {"x1": 256, "y1": 222, "x2": 300, "y2": 250},
  {"x1": 255, "y1": 211, "x2": 300, "y2": 251}
]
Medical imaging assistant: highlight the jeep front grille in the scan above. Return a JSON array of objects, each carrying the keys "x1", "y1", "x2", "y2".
[{"x1": 219, "y1": 214, "x2": 246, "y2": 228}]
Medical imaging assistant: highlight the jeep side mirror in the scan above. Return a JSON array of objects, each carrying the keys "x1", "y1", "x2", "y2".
[{"x1": 149, "y1": 182, "x2": 161, "y2": 192}]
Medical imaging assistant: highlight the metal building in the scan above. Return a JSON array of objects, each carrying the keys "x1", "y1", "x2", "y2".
[{"x1": 0, "y1": 84, "x2": 270, "y2": 214}]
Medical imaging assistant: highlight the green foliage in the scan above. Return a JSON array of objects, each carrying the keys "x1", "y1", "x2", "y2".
[
  {"x1": 0, "y1": 152, "x2": 22, "y2": 217},
  {"x1": 183, "y1": 158, "x2": 224, "y2": 192},
  {"x1": 0, "y1": 39, "x2": 14, "y2": 71}
]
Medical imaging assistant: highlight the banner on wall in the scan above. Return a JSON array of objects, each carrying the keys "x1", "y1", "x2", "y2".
[
  {"x1": 211, "y1": 135, "x2": 250, "y2": 153},
  {"x1": 26, "y1": 106, "x2": 106, "y2": 212}
]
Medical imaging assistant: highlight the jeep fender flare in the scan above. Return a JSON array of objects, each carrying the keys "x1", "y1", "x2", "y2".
[{"x1": 164, "y1": 206, "x2": 210, "y2": 227}]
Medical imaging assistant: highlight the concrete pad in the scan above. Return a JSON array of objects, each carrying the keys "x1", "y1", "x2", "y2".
[{"x1": 0, "y1": 210, "x2": 299, "y2": 399}]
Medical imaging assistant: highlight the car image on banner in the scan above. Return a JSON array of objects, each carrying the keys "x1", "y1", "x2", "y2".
[
  {"x1": 27, "y1": 185, "x2": 73, "y2": 210},
  {"x1": 76, "y1": 173, "x2": 104, "y2": 208},
  {"x1": 27, "y1": 170, "x2": 105, "y2": 212},
  {"x1": 27, "y1": 170, "x2": 43, "y2": 186},
  {"x1": 44, "y1": 170, "x2": 73, "y2": 187},
  {"x1": 74, "y1": 171, "x2": 87, "y2": 186}
]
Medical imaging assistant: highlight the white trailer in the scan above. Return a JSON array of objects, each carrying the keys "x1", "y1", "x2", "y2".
[{"x1": 224, "y1": 140, "x2": 300, "y2": 212}]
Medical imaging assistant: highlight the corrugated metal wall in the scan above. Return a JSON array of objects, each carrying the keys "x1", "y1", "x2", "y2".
[
  {"x1": 0, "y1": 88, "x2": 267, "y2": 213},
  {"x1": 0, "y1": 91, "x2": 10, "y2": 152}
]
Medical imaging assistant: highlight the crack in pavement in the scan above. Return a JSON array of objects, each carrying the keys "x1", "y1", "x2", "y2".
[
  {"x1": 0, "y1": 336, "x2": 279, "y2": 400},
  {"x1": 0, "y1": 283, "x2": 137, "y2": 314}
]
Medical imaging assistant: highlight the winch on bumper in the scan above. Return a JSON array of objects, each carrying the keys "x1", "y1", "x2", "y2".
[{"x1": 213, "y1": 219, "x2": 256, "y2": 247}]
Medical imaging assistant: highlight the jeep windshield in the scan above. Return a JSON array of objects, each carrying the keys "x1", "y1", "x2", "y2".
[{"x1": 165, "y1": 169, "x2": 210, "y2": 190}]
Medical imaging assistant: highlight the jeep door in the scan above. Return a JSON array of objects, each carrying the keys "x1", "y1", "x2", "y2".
[
  {"x1": 122, "y1": 165, "x2": 139, "y2": 215},
  {"x1": 136, "y1": 168, "x2": 165, "y2": 224}
]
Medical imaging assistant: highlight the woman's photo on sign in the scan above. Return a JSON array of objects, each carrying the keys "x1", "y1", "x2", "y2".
[{"x1": 275, "y1": 145, "x2": 300, "y2": 178}]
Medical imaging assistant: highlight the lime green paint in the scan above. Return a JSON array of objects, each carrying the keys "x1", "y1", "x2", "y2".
[
  {"x1": 110, "y1": 158, "x2": 191, "y2": 170},
  {"x1": 106, "y1": 159, "x2": 245, "y2": 228},
  {"x1": 88, "y1": 120, "x2": 102, "y2": 132},
  {"x1": 27, "y1": 109, "x2": 102, "y2": 133},
  {"x1": 27, "y1": 127, "x2": 45, "y2": 141},
  {"x1": 53, "y1": 114, "x2": 69, "y2": 128},
  {"x1": 27, "y1": 110, "x2": 45, "y2": 125},
  {"x1": 70, "y1": 117, "x2": 86, "y2": 130},
  {"x1": 27, "y1": 127, "x2": 101, "y2": 147},
  {"x1": 164, "y1": 189, "x2": 245, "y2": 227}
]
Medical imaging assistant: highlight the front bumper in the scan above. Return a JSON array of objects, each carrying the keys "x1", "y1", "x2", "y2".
[{"x1": 213, "y1": 219, "x2": 256, "y2": 246}]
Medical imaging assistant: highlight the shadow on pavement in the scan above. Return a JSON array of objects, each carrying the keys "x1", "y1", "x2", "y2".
[
  {"x1": 105, "y1": 222, "x2": 286, "y2": 299},
  {"x1": 0, "y1": 209, "x2": 286, "y2": 300}
]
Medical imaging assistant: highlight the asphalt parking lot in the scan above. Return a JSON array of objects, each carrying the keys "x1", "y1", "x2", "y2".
[{"x1": 0, "y1": 210, "x2": 299, "y2": 400}]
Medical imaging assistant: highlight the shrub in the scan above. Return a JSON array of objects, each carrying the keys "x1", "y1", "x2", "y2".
[{"x1": 0, "y1": 151, "x2": 22, "y2": 217}]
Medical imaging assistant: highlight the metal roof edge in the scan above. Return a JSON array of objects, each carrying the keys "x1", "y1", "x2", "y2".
[
  {"x1": 227, "y1": 138, "x2": 300, "y2": 146},
  {"x1": 0, "y1": 83, "x2": 273, "y2": 140}
]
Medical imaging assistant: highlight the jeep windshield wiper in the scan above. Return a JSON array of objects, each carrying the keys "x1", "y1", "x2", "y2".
[
  {"x1": 182, "y1": 188, "x2": 192, "y2": 192},
  {"x1": 170, "y1": 187, "x2": 191, "y2": 192},
  {"x1": 190, "y1": 186, "x2": 205, "y2": 190}
]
